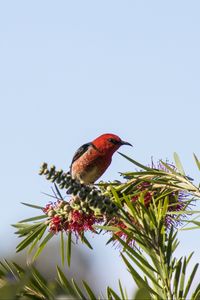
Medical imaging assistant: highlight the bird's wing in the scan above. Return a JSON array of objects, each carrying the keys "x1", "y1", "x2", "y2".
[{"x1": 70, "y1": 142, "x2": 92, "y2": 167}]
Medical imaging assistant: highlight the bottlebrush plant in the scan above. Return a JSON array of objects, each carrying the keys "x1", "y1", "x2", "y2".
[{"x1": 1, "y1": 153, "x2": 200, "y2": 299}]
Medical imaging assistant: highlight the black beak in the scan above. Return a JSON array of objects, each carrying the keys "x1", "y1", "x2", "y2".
[{"x1": 120, "y1": 140, "x2": 133, "y2": 147}]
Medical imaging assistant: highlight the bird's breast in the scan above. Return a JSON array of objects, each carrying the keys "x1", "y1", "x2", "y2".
[{"x1": 71, "y1": 149, "x2": 112, "y2": 184}]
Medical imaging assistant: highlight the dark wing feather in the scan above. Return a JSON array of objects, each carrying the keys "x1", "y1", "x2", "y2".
[{"x1": 70, "y1": 142, "x2": 92, "y2": 168}]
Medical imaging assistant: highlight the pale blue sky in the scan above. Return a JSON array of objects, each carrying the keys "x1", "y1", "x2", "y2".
[{"x1": 1, "y1": 0, "x2": 200, "y2": 295}]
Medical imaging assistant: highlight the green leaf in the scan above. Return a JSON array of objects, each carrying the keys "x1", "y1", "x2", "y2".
[
  {"x1": 121, "y1": 254, "x2": 160, "y2": 297},
  {"x1": 106, "y1": 287, "x2": 113, "y2": 300},
  {"x1": 166, "y1": 227, "x2": 176, "y2": 267},
  {"x1": 110, "y1": 186, "x2": 122, "y2": 207},
  {"x1": 107, "y1": 287, "x2": 121, "y2": 300},
  {"x1": 134, "y1": 287, "x2": 151, "y2": 300},
  {"x1": 57, "y1": 266, "x2": 77, "y2": 297},
  {"x1": 193, "y1": 153, "x2": 200, "y2": 171},
  {"x1": 160, "y1": 161, "x2": 177, "y2": 174},
  {"x1": 33, "y1": 231, "x2": 54, "y2": 260},
  {"x1": 174, "y1": 152, "x2": 186, "y2": 176},
  {"x1": 186, "y1": 251, "x2": 194, "y2": 265},
  {"x1": 13, "y1": 222, "x2": 43, "y2": 236},
  {"x1": 67, "y1": 232, "x2": 72, "y2": 267},
  {"x1": 191, "y1": 282, "x2": 200, "y2": 300},
  {"x1": 32, "y1": 266, "x2": 54, "y2": 299},
  {"x1": 72, "y1": 278, "x2": 87, "y2": 300},
  {"x1": 115, "y1": 236, "x2": 157, "y2": 273},
  {"x1": 125, "y1": 251, "x2": 161, "y2": 290},
  {"x1": 181, "y1": 226, "x2": 200, "y2": 231},
  {"x1": 94, "y1": 225, "x2": 119, "y2": 232},
  {"x1": 11, "y1": 262, "x2": 25, "y2": 276},
  {"x1": 0, "y1": 260, "x2": 18, "y2": 280},
  {"x1": 60, "y1": 231, "x2": 65, "y2": 266},
  {"x1": 184, "y1": 263, "x2": 199, "y2": 299},
  {"x1": 118, "y1": 152, "x2": 151, "y2": 171},
  {"x1": 183, "y1": 220, "x2": 200, "y2": 226},
  {"x1": 80, "y1": 234, "x2": 93, "y2": 249},
  {"x1": 16, "y1": 224, "x2": 47, "y2": 252},
  {"x1": 167, "y1": 210, "x2": 200, "y2": 215},
  {"x1": 28, "y1": 225, "x2": 47, "y2": 254},
  {"x1": 179, "y1": 257, "x2": 187, "y2": 299},
  {"x1": 123, "y1": 194, "x2": 136, "y2": 218},
  {"x1": 21, "y1": 202, "x2": 44, "y2": 210},
  {"x1": 118, "y1": 280, "x2": 126, "y2": 300},
  {"x1": 82, "y1": 280, "x2": 97, "y2": 300},
  {"x1": 19, "y1": 215, "x2": 47, "y2": 223}
]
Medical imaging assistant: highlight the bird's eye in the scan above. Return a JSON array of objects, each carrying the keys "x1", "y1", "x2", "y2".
[{"x1": 107, "y1": 138, "x2": 119, "y2": 145}]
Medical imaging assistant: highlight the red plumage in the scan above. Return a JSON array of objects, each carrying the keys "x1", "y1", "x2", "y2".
[{"x1": 70, "y1": 133, "x2": 132, "y2": 184}]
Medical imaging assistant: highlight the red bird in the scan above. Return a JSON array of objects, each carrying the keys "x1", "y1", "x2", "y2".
[{"x1": 70, "y1": 133, "x2": 132, "y2": 184}]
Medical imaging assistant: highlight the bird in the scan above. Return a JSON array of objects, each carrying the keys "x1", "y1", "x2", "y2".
[{"x1": 70, "y1": 133, "x2": 132, "y2": 184}]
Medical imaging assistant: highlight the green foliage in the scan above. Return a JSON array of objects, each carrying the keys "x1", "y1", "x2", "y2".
[{"x1": 5, "y1": 153, "x2": 200, "y2": 299}]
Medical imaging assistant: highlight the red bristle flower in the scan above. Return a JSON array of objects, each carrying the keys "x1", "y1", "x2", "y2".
[
  {"x1": 132, "y1": 190, "x2": 152, "y2": 206},
  {"x1": 66, "y1": 210, "x2": 100, "y2": 234},
  {"x1": 43, "y1": 203, "x2": 54, "y2": 213},
  {"x1": 49, "y1": 215, "x2": 62, "y2": 233},
  {"x1": 110, "y1": 218, "x2": 136, "y2": 247},
  {"x1": 43, "y1": 199, "x2": 102, "y2": 236},
  {"x1": 131, "y1": 182, "x2": 153, "y2": 206}
]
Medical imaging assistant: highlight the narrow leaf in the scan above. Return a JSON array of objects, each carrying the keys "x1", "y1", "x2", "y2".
[
  {"x1": 16, "y1": 224, "x2": 47, "y2": 252},
  {"x1": 121, "y1": 254, "x2": 160, "y2": 297},
  {"x1": 115, "y1": 236, "x2": 157, "y2": 273},
  {"x1": 82, "y1": 280, "x2": 97, "y2": 300},
  {"x1": 173, "y1": 258, "x2": 182, "y2": 297},
  {"x1": 193, "y1": 153, "x2": 200, "y2": 171},
  {"x1": 60, "y1": 231, "x2": 65, "y2": 266},
  {"x1": 67, "y1": 232, "x2": 72, "y2": 267},
  {"x1": 57, "y1": 266, "x2": 77, "y2": 296},
  {"x1": 21, "y1": 202, "x2": 44, "y2": 210},
  {"x1": 184, "y1": 263, "x2": 199, "y2": 298},
  {"x1": 54, "y1": 183, "x2": 64, "y2": 200},
  {"x1": 118, "y1": 152, "x2": 151, "y2": 171},
  {"x1": 81, "y1": 234, "x2": 93, "y2": 249},
  {"x1": 134, "y1": 287, "x2": 151, "y2": 300},
  {"x1": 107, "y1": 287, "x2": 121, "y2": 300},
  {"x1": 33, "y1": 232, "x2": 54, "y2": 260},
  {"x1": 72, "y1": 278, "x2": 87, "y2": 300},
  {"x1": 118, "y1": 280, "x2": 126, "y2": 300},
  {"x1": 174, "y1": 152, "x2": 186, "y2": 175},
  {"x1": 179, "y1": 257, "x2": 187, "y2": 299},
  {"x1": 19, "y1": 215, "x2": 47, "y2": 223},
  {"x1": 28, "y1": 225, "x2": 47, "y2": 254}
]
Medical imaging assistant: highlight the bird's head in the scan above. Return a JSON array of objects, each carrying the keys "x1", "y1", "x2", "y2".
[{"x1": 92, "y1": 133, "x2": 132, "y2": 156}]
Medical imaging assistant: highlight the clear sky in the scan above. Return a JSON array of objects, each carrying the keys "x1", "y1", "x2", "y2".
[{"x1": 1, "y1": 0, "x2": 200, "y2": 296}]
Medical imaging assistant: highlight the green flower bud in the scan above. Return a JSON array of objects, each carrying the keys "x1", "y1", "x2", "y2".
[
  {"x1": 73, "y1": 197, "x2": 81, "y2": 205},
  {"x1": 44, "y1": 169, "x2": 49, "y2": 175},
  {"x1": 48, "y1": 210, "x2": 55, "y2": 217},
  {"x1": 64, "y1": 204, "x2": 72, "y2": 212},
  {"x1": 106, "y1": 186, "x2": 112, "y2": 192},
  {"x1": 59, "y1": 182, "x2": 66, "y2": 189},
  {"x1": 57, "y1": 201, "x2": 66, "y2": 208},
  {"x1": 39, "y1": 162, "x2": 48, "y2": 175}
]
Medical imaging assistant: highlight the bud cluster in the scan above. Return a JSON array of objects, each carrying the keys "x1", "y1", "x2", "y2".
[
  {"x1": 43, "y1": 200, "x2": 101, "y2": 234},
  {"x1": 39, "y1": 163, "x2": 119, "y2": 234}
]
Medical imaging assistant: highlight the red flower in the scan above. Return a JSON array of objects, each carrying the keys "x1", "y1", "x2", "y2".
[
  {"x1": 67, "y1": 210, "x2": 100, "y2": 234},
  {"x1": 43, "y1": 203, "x2": 53, "y2": 213},
  {"x1": 49, "y1": 215, "x2": 62, "y2": 233},
  {"x1": 132, "y1": 190, "x2": 152, "y2": 206}
]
